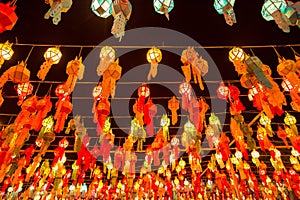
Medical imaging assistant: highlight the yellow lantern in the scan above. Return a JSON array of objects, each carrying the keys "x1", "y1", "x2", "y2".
[
  {"x1": 178, "y1": 158, "x2": 186, "y2": 169},
  {"x1": 229, "y1": 47, "x2": 247, "y2": 75},
  {"x1": 37, "y1": 47, "x2": 62, "y2": 81},
  {"x1": 146, "y1": 47, "x2": 162, "y2": 80},
  {"x1": 173, "y1": 177, "x2": 179, "y2": 186},
  {"x1": 259, "y1": 112, "x2": 273, "y2": 137},
  {"x1": 235, "y1": 151, "x2": 243, "y2": 159},
  {"x1": 284, "y1": 112, "x2": 298, "y2": 135},
  {"x1": 97, "y1": 46, "x2": 115, "y2": 76},
  {"x1": 0, "y1": 41, "x2": 14, "y2": 67}
]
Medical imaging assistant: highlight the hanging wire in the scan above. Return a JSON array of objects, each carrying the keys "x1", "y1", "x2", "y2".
[
  {"x1": 34, "y1": 82, "x2": 41, "y2": 96},
  {"x1": 24, "y1": 46, "x2": 35, "y2": 63}
]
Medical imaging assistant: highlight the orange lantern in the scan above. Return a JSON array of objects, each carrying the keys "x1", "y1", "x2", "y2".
[
  {"x1": 168, "y1": 96, "x2": 179, "y2": 125},
  {"x1": 16, "y1": 82, "x2": 33, "y2": 106},
  {"x1": 0, "y1": 2, "x2": 18, "y2": 33}
]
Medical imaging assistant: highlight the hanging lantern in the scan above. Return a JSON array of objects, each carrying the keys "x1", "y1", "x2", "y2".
[
  {"x1": 102, "y1": 59, "x2": 122, "y2": 98},
  {"x1": 214, "y1": 0, "x2": 236, "y2": 26},
  {"x1": 168, "y1": 96, "x2": 179, "y2": 125},
  {"x1": 111, "y1": 0, "x2": 132, "y2": 41},
  {"x1": 281, "y1": 78, "x2": 294, "y2": 91},
  {"x1": 16, "y1": 82, "x2": 33, "y2": 106},
  {"x1": 37, "y1": 47, "x2": 62, "y2": 81},
  {"x1": 63, "y1": 56, "x2": 85, "y2": 93},
  {"x1": 153, "y1": 0, "x2": 174, "y2": 20},
  {"x1": 251, "y1": 150, "x2": 261, "y2": 167},
  {"x1": 91, "y1": 0, "x2": 113, "y2": 18},
  {"x1": 179, "y1": 82, "x2": 192, "y2": 111},
  {"x1": 146, "y1": 47, "x2": 162, "y2": 80},
  {"x1": 259, "y1": 112, "x2": 273, "y2": 137},
  {"x1": 284, "y1": 112, "x2": 298, "y2": 136},
  {"x1": 216, "y1": 82, "x2": 229, "y2": 100},
  {"x1": 0, "y1": 41, "x2": 14, "y2": 68},
  {"x1": 160, "y1": 114, "x2": 170, "y2": 142},
  {"x1": 235, "y1": 151, "x2": 243, "y2": 159},
  {"x1": 228, "y1": 47, "x2": 248, "y2": 75},
  {"x1": 44, "y1": 0, "x2": 73, "y2": 25},
  {"x1": 97, "y1": 46, "x2": 115, "y2": 76},
  {"x1": 261, "y1": 0, "x2": 290, "y2": 32},
  {"x1": 283, "y1": 1, "x2": 300, "y2": 27},
  {"x1": 0, "y1": 2, "x2": 18, "y2": 33}
]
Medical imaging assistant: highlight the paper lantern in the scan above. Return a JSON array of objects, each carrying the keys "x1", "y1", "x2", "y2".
[
  {"x1": 16, "y1": 82, "x2": 33, "y2": 106},
  {"x1": 229, "y1": 47, "x2": 245, "y2": 63},
  {"x1": 146, "y1": 47, "x2": 162, "y2": 80},
  {"x1": 216, "y1": 82, "x2": 229, "y2": 100},
  {"x1": 261, "y1": 0, "x2": 289, "y2": 32},
  {"x1": 281, "y1": 78, "x2": 294, "y2": 91},
  {"x1": 0, "y1": 41, "x2": 14, "y2": 68},
  {"x1": 179, "y1": 82, "x2": 192, "y2": 111},
  {"x1": 0, "y1": 2, "x2": 18, "y2": 33},
  {"x1": 111, "y1": 0, "x2": 132, "y2": 41},
  {"x1": 235, "y1": 151, "x2": 243, "y2": 159},
  {"x1": 153, "y1": 0, "x2": 174, "y2": 20},
  {"x1": 8, "y1": 61, "x2": 30, "y2": 84},
  {"x1": 64, "y1": 56, "x2": 85, "y2": 93},
  {"x1": 259, "y1": 112, "x2": 273, "y2": 137},
  {"x1": 168, "y1": 96, "x2": 179, "y2": 125},
  {"x1": 214, "y1": 0, "x2": 236, "y2": 26},
  {"x1": 97, "y1": 46, "x2": 115, "y2": 76},
  {"x1": 284, "y1": 112, "x2": 298, "y2": 135},
  {"x1": 91, "y1": 0, "x2": 113, "y2": 18},
  {"x1": 44, "y1": 0, "x2": 73, "y2": 25},
  {"x1": 283, "y1": 1, "x2": 300, "y2": 27},
  {"x1": 138, "y1": 84, "x2": 150, "y2": 98},
  {"x1": 37, "y1": 47, "x2": 62, "y2": 81}
]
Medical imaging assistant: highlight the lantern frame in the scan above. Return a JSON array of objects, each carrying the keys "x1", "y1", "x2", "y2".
[
  {"x1": 44, "y1": 47, "x2": 62, "y2": 64},
  {"x1": 0, "y1": 41, "x2": 14, "y2": 60},
  {"x1": 146, "y1": 47, "x2": 162, "y2": 64},
  {"x1": 229, "y1": 47, "x2": 245, "y2": 62},
  {"x1": 91, "y1": 0, "x2": 113, "y2": 18}
]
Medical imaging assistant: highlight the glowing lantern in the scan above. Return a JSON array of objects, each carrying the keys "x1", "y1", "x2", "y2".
[
  {"x1": 153, "y1": 0, "x2": 174, "y2": 20},
  {"x1": 281, "y1": 78, "x2": 294, "y2": 91},
  {"x1": 37, "y1": 47, "x2": 62, "y2": 81},
  {"x1": 0, "y1": 41, "x2": 14, "y2": 68},
  {"x1": 111, "y1": 0, "x2": 132, "y2": 41},
  {"x1": 214, "y1": 0, "x2": 236, "y2": 26},
  {"x1": 91, "y1": 0, "x2": 113, "y2": 18},
  {"x1": 179, "y1": 158, "x2": 186, "y2": 169},
  {"x1": 160, "y1": 114, "x2": 170, "y2": 141},
  {"x1": 259, "y1": 112, "x2": 273, "y2": 137},
  {"x1": 251, "y1": 150, "x2": 260, "y2": 167},
  {"x1": 292, "y1": 147, "x2": 300, "y2": 157},
  {"x1": 63, "y1": 56, "x2": 85, "y2": 93},
  {"x1": 261, "y1": 0, "x2": 289, "y2": 32},
  {"x1": 216, "y1": 82, "x2": 229, "y2": 100},
  {"x1": 0, "y1": 2, "x2": 18, "y2": 33},
  {"x1": 179, "y1": 82, "x2": 192, "y2": 111},
  {"x1": 97, "y1": 46, "x2": 115, "y2": 76},
  {"x1": 284, "y1": 112, "x2": 298, "y2": 135},
  {"x1": 235, "y1": 151, "x2": 243, "y2": 159},
  {"x1": 146, "y1": 47, "x2": 162, "y2": 80},
  {"x1": 168, "y1": 96, "x2": 179, "y2": 125},
  {"x1": 16, "y1": 82, "x2": 33, "y2": 106},
  {"x1": 228, "y1": 47, "x2": 247, "y2": 75}
]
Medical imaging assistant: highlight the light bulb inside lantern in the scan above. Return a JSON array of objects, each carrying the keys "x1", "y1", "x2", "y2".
[{"x1": 44, "y1": 47, "x2": 62, "y2": 64}]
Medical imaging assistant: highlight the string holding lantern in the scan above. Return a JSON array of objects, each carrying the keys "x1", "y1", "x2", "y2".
[
  {"x1": 111, "y1": 0, "x2": 132, "y2": 41},
  {"x1": 0, "y1": 1, "x2": 18, "y2": 33},
  {"x1": 261, "y1": 0, "x2": 290, "y2": 33},
  {"x1": 0, "y1": 41, "x2": 14, "y2": 68},
  {"x1": 97, "y1": 46, "x2": 115, "y2": 76},
  {"x1": 16, "y1": 82, "x2": 33, "y2": 106},
  {"x1": 168, "y1": 96, "x2": 179, "y2": 125},
  {"x1": 214, "y1": 0, "x2": 236, "y2": 26},
  {"x1": 91, "y1": 0, "x2": 113, "y2": 18},
  {"x1": 37, "y1": 47, "x2": 62, "y2": 81},
  {"x1": 102, "y1": 59, "x2": 122, "y2": 98},
  {"x1": 63, "y1": 56, "x2": 85, "y2": 93},
  {"x1": 44, "y1": 0, "x2": 73, "y2": 25},
  {"x1": 153, "y1": 0, "x2": 174, "y2": 20},
  {"x1": 54, "y1": 84, "x2": 73, "y2": 133},
  {"x1": 146, "y1": 47, "x2": 162, "y2": 80}
]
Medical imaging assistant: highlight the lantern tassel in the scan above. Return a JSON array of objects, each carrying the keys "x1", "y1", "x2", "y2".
[
  {"x1": 147, "y1": 62, "x2": 158, "y2": 81},
  {"x1": 111, "y1": 13, "x2": 127, "y2": 42},
  {"x1": 37, "y1": 61, "x2": 53, "y2": 81}
]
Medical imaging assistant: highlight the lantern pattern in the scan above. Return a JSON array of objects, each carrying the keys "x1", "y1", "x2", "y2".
[
  {"x1": 0, "y1": 2, "x2": 18, "y2": 33},
  {"x1": 63, "y1": 56, "x2": 85, "y2": 93},
  {"x1": 111, "y1": 0, "x2": 132, "y2": 41},
  {"x1": 16, "y1": 82, "x2": 33, "y2": 106},
  {"x1": 181, "y1": 47, "x2": 208, "y2": 91},
  {"x1": 214, "y1": 0, "x2": 236, "y2": 26},
  {"x1": 261, "y1": 0, "x2": 290, "y2": 32},
  {"x1": 97, "y1": 46, "x2": 116, "y2": 76},
  {"x1": 44, "y1": 0, "x2": 73, "y2": 25},
  {"x1": 37, "y1": 47, "x2": 62, "y2": 81},
  {"x1": 283, "y1": 1, "x2": 300, "y2": 28},
  {"x1": 0, "y1": 41, "x2": 14, "y2": 68},
  {"x1": 228, "y1": 47, "x2": 247, "y2": 75},
  {"x1": 153, "y1": 0, "x2": 174, "y2": 20},
  {"x1": 91, "y1": 0, "x2": 113, "y2": 18},
  {"x1": 146, "y1": 47, "x2": 162, "y2": 80}
]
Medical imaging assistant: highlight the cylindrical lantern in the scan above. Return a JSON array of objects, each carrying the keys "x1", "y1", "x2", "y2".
[
  {"x1": 44, "y1": 47, "x2": 62, "y2": 64},
  {"x1": 91, "y1": 0, "x2": 113, "y2": 18},
  {"x1": 153, "y1": 0, "x2": 174, "y2": 20},
  {"x1": 146, "y1": 47, "x2": 162, "y2": 80}
]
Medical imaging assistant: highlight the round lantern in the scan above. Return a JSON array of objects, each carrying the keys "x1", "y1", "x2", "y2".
[
  {"x1": 91, "y1": 0, "x2": 113, "y2": 18},
  {"x1": 0, "y1": 41, "x2": 14, "y2": 62},
  {"x1": 284, "y1": 112, "x2": 296, "y2": 126},
  {"x1": 292, "y1": 148, "x2": 300, "y2": 157},
  {"x1": 138, "y1": 84, "x2": 150, "y2": 98},
  {"x1": 153, "y1": 0, "x2": 174, "y2": 20},
  {"x1": 179, "y1": 82, "x2": 192, "y2": 95},
  {"x1": 59, "y1": 137, "x2": 69, "y2": 148},
  {"x1": 251, "y1": 150, "x2": 260, "y2": 158},
  {"x1": 16, "y1": 82, "x2": 33, "y2": 106},
  {"x1": 146, "y1": 47, "x2": 162, "y2": 64},
  {"x1": 100, "y1": 46, "x2": 115, "y2": 61},
  {"x1": 93, "y1": 84, "x2": 103, "y2": 100},
  {"x1": 259, "y1": 113, "x2": 271, "y2": 126},
  {"x1": 44, "y1": 47, "x2": 62, "y2": 64},
  {"x1": 229, "y1": 47, "x2": 245, "y2": 62},
  {"x1": 179, "y1": 158, "x2": 186, "y2": 169},
  {"x1": 55, "y1": 84, "x2": 69, "y2": 98},
  {"x1": 235, "y1": 151, "x2": 243, "y2": 159},
  {"x1": 216, "y1": 82, "x2": 229, "y2": 100}
]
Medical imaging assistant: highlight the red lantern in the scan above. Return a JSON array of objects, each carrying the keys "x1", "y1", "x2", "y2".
[
  {"x1": 0, "y1": 2, "x2": 18, "y2": 33},
  {"x1": 16, "y1": 82, "x2": 33, "y2": 106},
  {"x1": 179, "y1": 82, "x2": 192, "y2": 111},
  {"x1": 138, "y1": 84, "x2": 150, "y2": 106},
  {"x1": 216, "y1": 82, "x2": 229, "y2": 100}
]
